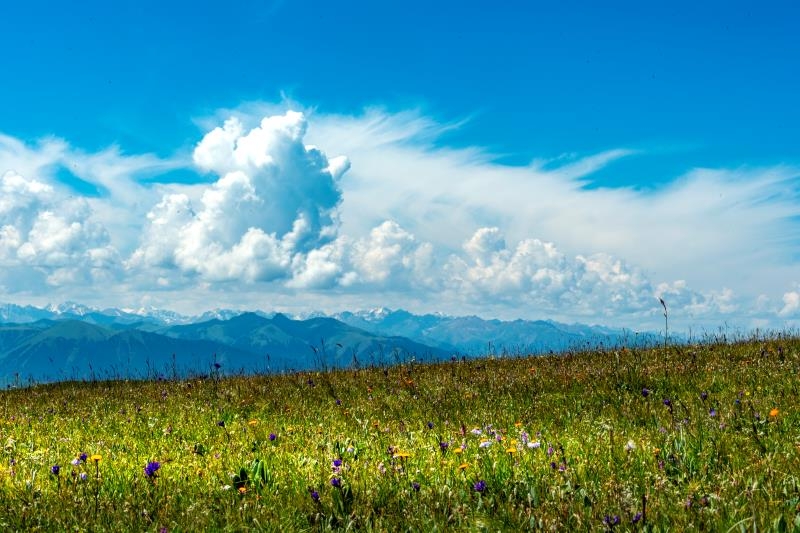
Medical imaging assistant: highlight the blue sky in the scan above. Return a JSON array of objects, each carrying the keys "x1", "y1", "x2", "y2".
[{"x1": 0, "y1": 1, "x2": 799, "y2": 330}]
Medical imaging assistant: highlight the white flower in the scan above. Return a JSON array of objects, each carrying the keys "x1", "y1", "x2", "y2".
[{"x1": 528, "y1": 441, "x2": 542, "y2": 449}]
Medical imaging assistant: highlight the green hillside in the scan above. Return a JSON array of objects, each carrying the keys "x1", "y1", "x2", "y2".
[{"x1": 0, "y1": 336, "x2": 798, "y2": 531}]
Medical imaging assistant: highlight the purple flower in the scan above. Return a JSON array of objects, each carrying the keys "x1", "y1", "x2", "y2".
[
  {"x1": 700, "y1": 391, "x2": 708, "y2": 401},
  {"x1": 709, "y1": 408, "x2": 717, "y2": 417},
  {"x1": 144, "y1": 461, "x2": 161, "y2": 478},
  {"x1": 330, "y1": 477, "x2": 342, "y2": 488},
  {"x1": 547, "y1": 445, "x2": 554, "y2": 456},
  {"x1": 473, "y1": 480, "x2": 486, "y2": 493},
  {"x1": 335, "y1": 399, "x2": 342, "y2": 406},
  {"x1": 310, "y1": 489, "x2": 320, "y2": 502},
  {"x1": 662, "y1": 398, "x2": 672, "y2": 407},
  {"x1": 79, "y1": 472, "x2": 88, "y2": 481},
  {"x1": 632, "y1": 512, "x2": 642, "y2": 524},
  {"x1": 641, "y1": 388, "x2": 650, "y2": 397},
  {"x1": 269, "y1": 433, "x2": 277, "y2": 441},
  {"x1": 427, "y1": 421, "x2": 434, "y2": 429},
  {"x1": 411, "y1": 481, "x2": 420, "y2": 491},
  {"x1": 217, "y1": 420, "x2": 225, "y2": 427},
  {"x1": 79, "y1": 452, "x2": 88, "y2": 463},
  {"x1": 550, "y1": 461, "x2": 557, "y2": 469},
  {"x1": 51, "y1": 464, "x2": 60, "y2": 476},
  {"x1": 439, "y1": 441, "x2": 449, "y2": 451}
]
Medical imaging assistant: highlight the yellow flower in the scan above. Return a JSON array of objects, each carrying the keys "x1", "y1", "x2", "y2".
[
  {"x1": 770, "y1": 408, "x2": 779, "y2": 418},
  {"x1": 91, "y1": 454, "x2": 102, "y2": 463},
  {"x1": 514, "y1": 421, "x2": 523, "y2": 428},
  {"x1": 506, "y1": 447, "x2": 517, "y2": 454},
  {"x1": 453, "y1": 448, "x2": 463, "y2": 454},
  {"x1": 457, "y1": 462, "x2": 469, "y2": 470},
  {"x1": 392, "y1": 451, "x2": 411, "y2": 460},
  {"x1": 238, "y1": 486, "x2": 247, "y2": 494},
  {"x1": 248, "y1": 420, "x2": 258, "y2": 427}
]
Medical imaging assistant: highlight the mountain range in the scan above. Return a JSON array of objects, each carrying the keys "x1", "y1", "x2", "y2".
[{"x1": 0, "y1": 302, "x2": 652, "y2": 385}]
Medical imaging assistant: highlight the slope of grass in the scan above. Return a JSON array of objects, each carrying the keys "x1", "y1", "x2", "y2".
[{"x1": 0, "y1": 336, "x2": 798, "y2": 531}]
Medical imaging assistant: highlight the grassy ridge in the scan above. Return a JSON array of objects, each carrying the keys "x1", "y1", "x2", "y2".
[{"x1": 0, "y1": 337, "x2": 798, "y2": 531}]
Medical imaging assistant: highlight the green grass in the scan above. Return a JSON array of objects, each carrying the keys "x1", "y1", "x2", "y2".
[{"x1": 1, "y1": 336, "x2": 799, "y2": 531}]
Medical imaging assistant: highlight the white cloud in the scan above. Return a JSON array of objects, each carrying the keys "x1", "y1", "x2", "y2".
[
  {"x1": 0, "y1": 171, "x2": 119, "y2": 287},
  {"x1": 1, "y1": 104, "x2": 799, "y2": 331},
  {"x1": 779, "y1": 290, "x2": 800, "y2": 317},
  {"x1": 131, "y1": 110, "x2": 348, "y2": 284}
]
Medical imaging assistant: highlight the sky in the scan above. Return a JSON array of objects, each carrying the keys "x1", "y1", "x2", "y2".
[{"x1": 0, "y1": 0, "x2": 798, "y2": 332}]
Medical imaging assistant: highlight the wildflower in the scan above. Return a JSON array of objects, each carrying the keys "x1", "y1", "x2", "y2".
[
  {"x1": 547, "y1": 445, "x2": 554, "y2": 456},
  {"x1": 144, "y1": 461, "x2": 161, "y2": 478},
  {"x1": 393, "y1": 451, "x2": 411, "y2": 460},
  {"x1": 411, "y1": 481, "x2": 420, "y2": 491},
  {"x1": 632, "y1": 512, "x2": 642, "y2": 524},
  {"x1": 506, "y1": 447, "x2": 517, "y2": 454},
  {"x1": 71, "y1": 458, "x2": 81, "y2": 466},
  {"x1": 700, "y1": 391, "x2": 708, "y2": 401},
  {"x1": 335, "y1": 399, "x2": 342, "y2": 406},
  {"x1": 641, "y1": 388, "x2": 650, "y2": 397},
  {"x1": 427, "y1": 421, "x2": 434, "y2": 429},
  {"x1": 248, "y1": 420, "x2": 258, "y2": 427},
  {"x1": 770, "y1": 408, "x2": 779, "y2": 418},
  {"x1": 238, "y1": 486, "x2": 247, "y2": 495},
  {"x1": 217, "y1": 420, "x2": 225, "y2": 427},
  {"x1": 453, "y1": 447, "x2": 463, "y2": 454},
  {"x1": 51, "y1": 464, "x2": 60, "y2": 476},
  {"x1": 378, "y1": 462, "x2": 386, "y2": 474},
  {"x1": 479, "y1": 440, "x2": 492, "y2": 448},
  {"x1": 625, "y1": 440, "x2": 636, "y2": 452},
  {"x1": 439, "y1": 441, "x2": 449, "y2": 451},
  {"x1": 550, "y1": 462, "x2": 557, "y2": 469},
  {"x1": 662, "y1": 398, "x2": 672, "y2": 407},
  {"x1": 709, "y1": 408, "x2": 717, "y2": 417},
  {"x1": 79, "y1": 472, "x2": 88, "y2": 481},
  {"x1": 603, "y1": 515, "x2": 621, "y2": 526},
  {"x1": 269, "y1": 433, "x2": 277, "y2": 441},
  {"x1": 457, "y1": 462, "x2": 469, "y2": 471},
  {"x1": 310, "y1": 489, "x2": 320, "y2": 502},
  {"x1": 79, "y1": 452, "x2": 88, "y2": 463},
  {"x1": 470, "y1": 428, "x2": 482, "y2": 436},
  {"x1": 91, "y1": 454, "x2": 102, "y2": 463},
  {"x1": 330, "y1": 477, "x2": 342, "y2": 488},
  {"x1": 528, "y1": 440, "x2": 541, "y2": 449},
  {"x1": 473, "y1": 480, "x2": 486, "y2": 492}
]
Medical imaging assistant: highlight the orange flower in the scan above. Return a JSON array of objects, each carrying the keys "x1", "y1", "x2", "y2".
[
  {"x1": 248, "y1": 420, "x2": 258, "y2": 427},
  {"x1": 238, "y1": 486, "x2": 247, "y2": 494},
  {"x1": 770, "y1": 408, "x2": 779, "y2": 418},
  {"x1": 457, "y1": 462, "x2": 469, "y2": 470}
]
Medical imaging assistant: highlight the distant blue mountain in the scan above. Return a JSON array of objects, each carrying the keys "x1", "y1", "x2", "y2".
[
  {"x1": 330, "y1": 308, "x2": 647, "y2": 354},
  {"x1": 0, "y1": 302, "x2": 659, "y2": 385},
  {"x1": 0, "y1": 311, "x2": 448, "y2": 385}
]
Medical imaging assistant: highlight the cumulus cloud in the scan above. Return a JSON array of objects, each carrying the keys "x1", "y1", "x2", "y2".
[
  {"x1": 1, "y1": 104, "x2": 799, "y2": 331},
  {"x1": 130, "y1": 111, "x2": 349, "y2": 284},
  {"x1": 0, "y1": 171, "x2": 119, "y2": 287},
  {"x1": 779, "y1": 290, "x2": 800, "y2": 317},
  {"x1": 444, "y1": 227, "x2": 656, "y2": 318}
]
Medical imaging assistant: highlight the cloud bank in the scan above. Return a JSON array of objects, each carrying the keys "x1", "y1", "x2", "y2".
[{"x1": 1, "y1": 106, "x2": 799, "y2": 331}]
